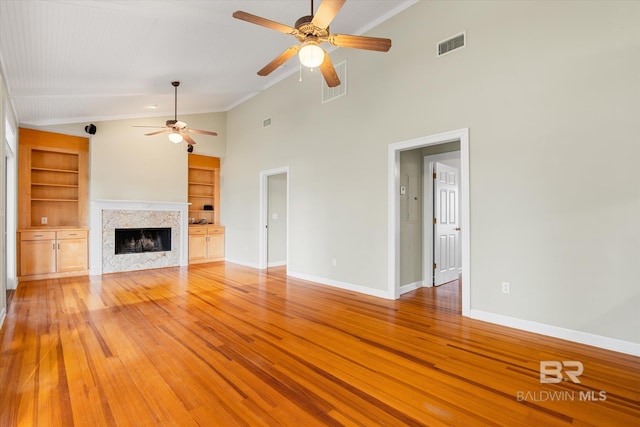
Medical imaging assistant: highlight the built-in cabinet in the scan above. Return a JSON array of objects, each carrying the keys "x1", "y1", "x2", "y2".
[
  {"x1": 188, "y1": 226, "x2": 225, "y2": 263},
  {"x1": 18, "y1": 128, "x2": 89, "y2": 281},
  {"x1": 19, "y1": 229, "x2": 88, "y2": 277},
  {"x1": 188, "y1": 154, "x2": 224, "y2": 263}
]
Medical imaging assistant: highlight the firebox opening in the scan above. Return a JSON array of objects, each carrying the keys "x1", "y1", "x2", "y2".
[{"x1": 115, "y1": 227, "x2": 171, "y2": 254}]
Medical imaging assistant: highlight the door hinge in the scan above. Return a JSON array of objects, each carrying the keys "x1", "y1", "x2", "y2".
[
  {"x1": 433, "y1": 263, "x2": 437, "y2": 269},
  {"x1": 433, "y1": 218, "x2": 437, "y2": 224},
  {"x1": 432, "y1": 172, "x2": 437, "y2": 179}
]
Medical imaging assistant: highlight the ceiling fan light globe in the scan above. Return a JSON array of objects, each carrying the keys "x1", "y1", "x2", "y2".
[
  {"x1": 299, "y1": 43, "x2": 324, "y2": 68},
  {"x1": 168, "y1": 132, "x2": 184, "y2": 144}
]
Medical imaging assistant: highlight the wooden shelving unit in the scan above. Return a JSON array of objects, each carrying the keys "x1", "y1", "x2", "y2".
[
  {"x1": 29, "y1": 149, "x2": 81, "y2": 227},
  {"x1": 18, "y1": 128, "x2": 89, "y2": 280},
  {"x1": 188, "y1": 154, "x2": 220, "y2": 225},
  {"x1": 188, "y1": 154, "x2": 224, "y2": 264}
]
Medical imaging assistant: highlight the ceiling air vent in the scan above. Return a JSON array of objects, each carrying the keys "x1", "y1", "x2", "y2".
[
  {"x1": 322, "y1": 61, "x2": 347, "y2": 103},
  {"x1": 437, "y1": 32, "x2": 465, "y2": 57},
  {"x1": 262, "y1": 117, "x2": 272, "y2": 128}
]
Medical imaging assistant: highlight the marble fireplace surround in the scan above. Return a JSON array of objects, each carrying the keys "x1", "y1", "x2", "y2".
[{"x1": 90, "y1": 200, "x2": 189, "y2": 275}]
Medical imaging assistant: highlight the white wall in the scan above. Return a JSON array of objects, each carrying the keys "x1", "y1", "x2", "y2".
[{"x1": 224, "y1": 1, "x2": 640, "y2": 346}]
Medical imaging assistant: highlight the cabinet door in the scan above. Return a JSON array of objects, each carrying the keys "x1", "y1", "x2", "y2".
[
  {"x1": 20, "y1": 240, "x2": 56, "y2": 276},
  {"x1": 207, "y1": 232, "x2": 225, "y2": 259},
  {"x1": 57, "y1": 238, "x2": 88, "y2": 272},
  {"x1": 188, "y1": 233, "x2": 208, "y2": 261}
]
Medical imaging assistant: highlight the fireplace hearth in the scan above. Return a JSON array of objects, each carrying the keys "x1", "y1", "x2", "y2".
[{"x1": 115, "y1": 227, "x2": 171, "y2": 254}]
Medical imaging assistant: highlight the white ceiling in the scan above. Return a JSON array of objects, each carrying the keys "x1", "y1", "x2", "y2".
[{"x1": 0, "y1": 0, "x2": 416, "y2": 126}]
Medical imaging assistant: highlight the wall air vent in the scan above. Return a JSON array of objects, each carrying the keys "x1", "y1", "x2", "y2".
[
  {"x1": 262, "y1": 117, "x2": 272, "y2": 128},
  {"x1": 437, "y1": 32, "x2": 466, "y2": 57},
  {"x1": 322, "y1": 60, "x2": 347, "y2": 103}
]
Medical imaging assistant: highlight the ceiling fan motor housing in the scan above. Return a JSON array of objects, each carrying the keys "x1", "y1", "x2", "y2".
[{"x1": 295, "y1": 15, "x2": 329, "y2": 41}]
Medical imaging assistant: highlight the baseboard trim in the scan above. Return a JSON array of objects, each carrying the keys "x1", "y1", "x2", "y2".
[
  {"x1": 267, "y1": 261, "x2": 287, "y2": 268},
  {"x1": 400, "y1": 280, "x2": 423, "y2": 295},
  {"x1": 287, "y1": 271, "x2": 393, "y2": 299},
  {"x1": 223, "y1": 258, "x2": 261, "y2": 270},
  {"x1": 469, "y1": 309, "x2": 640, "y2": 357}
]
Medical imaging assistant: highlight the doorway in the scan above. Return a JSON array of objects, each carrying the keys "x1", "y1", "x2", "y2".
[
  {"x1": 388, "y1": 128, "x2": 470, "y2": 316},
  {"x1": 259, "y1": 167, "x2": 289, "y2": 270}
]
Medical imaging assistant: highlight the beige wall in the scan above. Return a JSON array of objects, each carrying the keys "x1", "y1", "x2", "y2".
[
  {"x1": 225, "y1": 1, "x2": 640, "y2": 344},
  {"x1": 267, "y1": 173, "x2": 287, "y2": 266},
  {"x1": 399, "y1": 149, "x2": 423, "y2": 286},
  {"x1": 48, "y1": 112, "x2": 226, "y2": 202}
]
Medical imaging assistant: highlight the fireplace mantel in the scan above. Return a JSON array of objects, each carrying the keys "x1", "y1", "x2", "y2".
[{"x1": 90, "y1": 199, "x2": 189, "y2": 275}]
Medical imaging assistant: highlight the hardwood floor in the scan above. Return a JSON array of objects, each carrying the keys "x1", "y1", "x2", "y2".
[{"x1": 0, "y1": 263, "x2": 638, "y2": 426}]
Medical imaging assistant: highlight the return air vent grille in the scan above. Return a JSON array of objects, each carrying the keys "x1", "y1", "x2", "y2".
[
  {"x1": 437, "y1": 32, "x2": 465, "y2": 57},
  {"x1": 322, "y1": 61, "x2": 347, "y2": 103}
]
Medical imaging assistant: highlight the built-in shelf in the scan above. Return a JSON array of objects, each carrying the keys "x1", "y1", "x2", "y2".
[
  {"x1": 188, "y1": 182, "x2": 214, "y2": 186},
  {"x1": 187, "y1": 155, "x2": 220, "y2": 226},
  {"x1": 31, "y1": 167, "x2": 79, "y2": 173},
  {"x1": 18, "y1": 127, "x2": 90, "y2": 280}
]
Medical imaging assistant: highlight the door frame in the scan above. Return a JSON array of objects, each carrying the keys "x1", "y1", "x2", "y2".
[
  {"x1": 258, "y1": 166, "x2": 289, "y2": 270},
  {"x1": 423, "y1": 152, "x2": 462, "y2": 287},
  {"x1": 388, "y1": 128, "x2": 470, "y2": 316}
]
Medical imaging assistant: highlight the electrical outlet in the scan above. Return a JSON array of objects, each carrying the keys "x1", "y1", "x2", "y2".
[
  {"x1": 501, "y1": 282, "x2": 510, "y2": 294},
  {"x1": 332, "y1": 258, "x2": 337, "y2": 267},
  {"x1": 41, "y1": 217, "x2": 48, "y2": 225}
]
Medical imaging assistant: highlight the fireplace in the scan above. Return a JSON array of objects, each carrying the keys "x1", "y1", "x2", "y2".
[
  {"x1": 115, "y1": 227, "x2": 171, "y2": 254},
  {"x1": 91, "y1": 202, "x2": 187, "y2": 275}
]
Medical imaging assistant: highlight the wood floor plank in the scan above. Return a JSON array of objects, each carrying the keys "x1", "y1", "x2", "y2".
[{"x1": 1, "y1": 264, "x2": 639, "y2": 426}]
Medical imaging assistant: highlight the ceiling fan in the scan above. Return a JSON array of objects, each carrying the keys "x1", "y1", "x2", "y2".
[
  {"x1": 232, "y1": 0, "x2": 392, "y2": 87},
  {"x1": 135, "y1": 81, "x2": 217, "y2": 146}
]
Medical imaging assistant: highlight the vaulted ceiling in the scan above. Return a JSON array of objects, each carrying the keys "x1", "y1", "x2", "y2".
[{"x1": 0, "y1": 0, "x2": 415, "y2": 126}]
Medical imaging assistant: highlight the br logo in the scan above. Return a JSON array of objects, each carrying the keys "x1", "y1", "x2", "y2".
[{"x1": 540, "y1": 361, "x2": 583, "y2": 384}]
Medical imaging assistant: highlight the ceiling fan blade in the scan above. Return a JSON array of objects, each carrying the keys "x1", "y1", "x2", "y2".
[
  {"x1": 188, "y1": 129, "x2": 218, "y2": 136},
  {"x1": 233, "y1": 11, "x2": 299, "y2": 35},
  {"x1": 312, "y1": 0, "x2": 346, "y2": 29},
  {"x1": 145, "y1": 129, "x2": 171, "y2": 136},
  {"x1": 329, "y1": 34, "x2": 392, "y2": 52},
  {"x1": 182, "y1": 133, "x2": 197, "y2": 145},
  {"x1": 258, "y1": 45, "x2": 301, "y2": 76},
  {"x1": 319, "y1": 51, "x2": 341, "y2": 88}
]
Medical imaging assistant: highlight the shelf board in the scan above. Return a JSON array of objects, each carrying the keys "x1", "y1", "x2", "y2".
[
  {"x1": 188, "y1": 195, "x2": 213, "y2": 198},
  {"x1": 32, "y1": 198, "x2": 79, "y2": 202},
  {"x1": 32, "y1": 182, "x2": 79, "y2": 188},
  {"x1": 189, "y1": 209, "x2": 215, "y2": 213},
  {"x1": 188, "y1": 182, "x2": 215, "y2": 186},
  {"x1": 31, "y1": 167, "x2": 79, "y2": 174}
]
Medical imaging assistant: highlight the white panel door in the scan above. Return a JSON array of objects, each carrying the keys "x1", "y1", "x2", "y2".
[{"x1": 434, "y1": 162, "x2": 459, "y2": 286}]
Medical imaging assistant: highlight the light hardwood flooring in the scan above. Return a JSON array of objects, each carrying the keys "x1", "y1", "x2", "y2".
[{"x1": 0, "y1": 263, "x2": 638, "y2": 426}]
